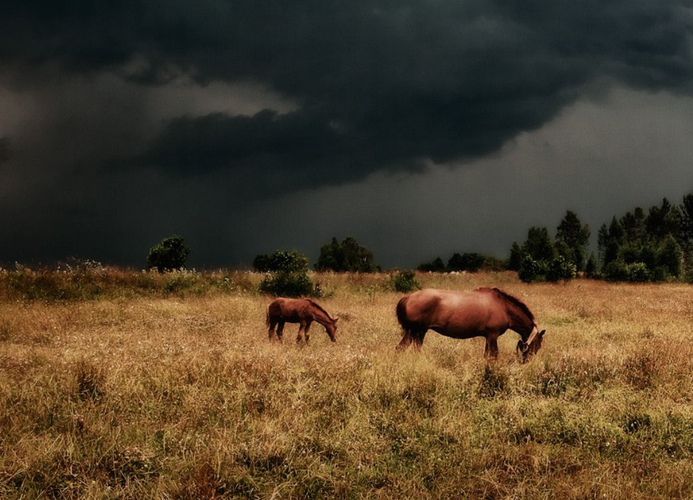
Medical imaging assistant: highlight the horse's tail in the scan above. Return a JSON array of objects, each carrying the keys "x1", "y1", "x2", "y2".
[
  {"x1": 266, "y1": 307, "x2": 270, "y2": 327},
  {"x1": 396, "y1": 295, "x2": 410, "y2": 330}
]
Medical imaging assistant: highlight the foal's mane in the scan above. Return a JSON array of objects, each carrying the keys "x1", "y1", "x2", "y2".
[
  {"x1": 306, "y1": 299, "x2": 335, "y2": 323},
  {"x1": 477, "y1": 287, "x2": 535, "y2": 322}
]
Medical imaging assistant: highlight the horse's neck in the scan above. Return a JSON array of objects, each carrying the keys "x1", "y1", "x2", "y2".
[
  {"x1": 506, "y1": 304, "x2": 533, "y2": 338},
  {"x1": 309, "y1": 305, "x2": 332, "y2": 326}
]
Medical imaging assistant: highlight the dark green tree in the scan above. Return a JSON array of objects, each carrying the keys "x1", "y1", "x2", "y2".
[
  {"x1": 656, "y1": 234, "x2": 683, "y2": 278},
  {"x1": 679, "y1": 194, "x2": 693, "y2": 251},
  {"x1": 555, "y1": 210, "x2": 591, "y2": 270},
  {"x1": 522, "y1": 227, "x2": 554, "y2": 262},
  {"x1": 585, "y1": 253, "x2": 598, "y2": 278},
  {"x1": 508, "y1": 242, "x2": 523, "y2": 271},
  {"x1": 597, "y1": 223, "x2": 609, "y2": 269},
  {"x1": 620, "y1": 207, "x2": 646, "y2": 244},
  {"x1": 418, "y1": 257, "x2": 446, "y2": 272},
  {"x1": 341, "y1": 236, "x2": 377, "y2": 272},
  {"x1": 146, "y1": 235, "x2": 191, "y2": 272},
  {"x1": 315, "y1": 236, "x2": 376, "y2": 272},
  {"x1": 604, "y1": 217, "x2": 624, "y2": 266},
  {"x1": 447, "y1": 252, "x2": 486, "y2": 272},
  {"x1": 253, "y1": 250, "x2": 309, "y2": 273},
  {"x1": 646, "y1": 198, "x2": 680, "y2": 241}
]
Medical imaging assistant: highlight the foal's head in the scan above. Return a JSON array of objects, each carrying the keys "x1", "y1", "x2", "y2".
[
  {"x1": 326, "y1": 318, "x2": 339, "y2": 342},
  {"x1": 516, "y1": 325, "x2": 546, "y2": 363}
]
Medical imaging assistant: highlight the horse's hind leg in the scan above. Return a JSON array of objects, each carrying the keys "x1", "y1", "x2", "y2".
[
  {"x1": 276, "y1": 321, "x2": 285, "y2": 342},
  {"x1": 412, "y1": 328, "x2": 427, "y2": 350},
  {"x1": 484, "y1": 334, "x2": 499, "y2": 360}
]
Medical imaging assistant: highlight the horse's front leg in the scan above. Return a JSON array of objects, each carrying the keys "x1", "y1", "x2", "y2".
[{"x1": 484, "y1": 333, "x2": 499, "y2": 360}]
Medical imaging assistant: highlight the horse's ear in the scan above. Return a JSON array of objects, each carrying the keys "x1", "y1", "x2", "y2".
[
  {"x1": 539, "y1": 329, "x2": 546, "y2": 337},
  {"x1": 334, "y1": 317, "x2": 339, "y2": 324}
]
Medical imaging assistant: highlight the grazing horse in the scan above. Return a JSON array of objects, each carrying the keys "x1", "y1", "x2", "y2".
[
  {"x1": 267, "y1": 298, "x2": 339, "y2": 343},
  {"x1": 396, "y1": 287, "x2": 545, "y2": 362}
]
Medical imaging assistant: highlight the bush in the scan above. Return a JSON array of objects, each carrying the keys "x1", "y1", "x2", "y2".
[
  {"x1": 627, "y1": 262, "x2": 651, "y2": 282},
  {"x1": 604, "y1": 260, "x2": 651, "y2": 282},
  {"x1": 146, "y1": 235, "x2": 191, "y2": 273},
  {"x1": 518, "y1": 256, "x2": 541, "y2": 283},
  {"x1": 546, "y1": 255, "x2": 577, "y2": 282},
  {"x1": 253, "y1": 250, "x2": 309, "y2": 273},
  {"x1": 390, "y1": 271, "x2": 421, "y2": 293},
  {"x1": 258, "y1": 271, "x2": 316, "y2": 297},
  {"x1": 604, "y1": 260, "x2": 629, "y2": 282}
]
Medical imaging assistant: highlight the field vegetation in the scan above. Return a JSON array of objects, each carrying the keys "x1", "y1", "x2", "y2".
[{"x1": 2, "y1": 268, "x2": 693, "y2": 498}]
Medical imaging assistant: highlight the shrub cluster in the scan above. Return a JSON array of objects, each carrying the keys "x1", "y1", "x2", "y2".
[
  {"x1": 0, "y1": 265, "x2": 247, "y2": 302},
  {"x1": 518, "y1": 255, "x2": 576, "y2": 283},
  {"x1": 258, "y1": 271, "x2": 316, "y2": 297},
  {"x1": 389, "y1": 270, "x2": 421, "y2": 293},
  {"x1": 255, "y1": 250, "x2": 318, "y2": 297}
]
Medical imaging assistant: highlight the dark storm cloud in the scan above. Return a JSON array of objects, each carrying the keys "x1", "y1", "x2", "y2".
[
  {"x1": 0, "y1": 137, "x2": 9, "y2": 164},
  {"x1": 1, "y1": 1, "x2": 693, "y2": 266},
  {"x1": 2, "y1": 1, "x2": 692, "y2": 191}
]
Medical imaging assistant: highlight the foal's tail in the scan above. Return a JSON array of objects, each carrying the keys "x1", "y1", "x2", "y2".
[{"x1": 265, "y1": 308, "x2": 270, "y2": 327}]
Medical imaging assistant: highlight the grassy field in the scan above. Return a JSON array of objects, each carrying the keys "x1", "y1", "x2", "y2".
[{"x1": 2, "y1": 270, "x2": 693, "y2": 499}]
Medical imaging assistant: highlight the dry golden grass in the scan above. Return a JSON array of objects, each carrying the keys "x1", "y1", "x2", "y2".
[{"x1": 2, "y1": 271, "x2": 693, "y2": 498}]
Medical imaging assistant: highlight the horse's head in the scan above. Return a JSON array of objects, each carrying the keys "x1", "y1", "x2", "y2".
[
  {"x1": 326, "y1": 317, "x2": 339, "y2": 342},
  {"x1": 516, "y1": 326, "x2": 546, "y2": 363}
]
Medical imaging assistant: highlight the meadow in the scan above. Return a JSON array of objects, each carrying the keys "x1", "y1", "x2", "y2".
[{"x1": 2, "y1": 268, "x2": 693, "y2": 499}]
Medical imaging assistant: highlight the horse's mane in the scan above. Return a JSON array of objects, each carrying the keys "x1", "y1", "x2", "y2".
[
  {"x1": 306, "y1": 299, "x2": 335, "y2": 323},
  {"x1": 476, "y1": 287, "x2": 534, "y2": 322}
]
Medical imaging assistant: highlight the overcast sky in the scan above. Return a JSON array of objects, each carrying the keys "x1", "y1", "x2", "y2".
[{"x1": 1, "y1": 1, "x2": 693, "y2": 268}]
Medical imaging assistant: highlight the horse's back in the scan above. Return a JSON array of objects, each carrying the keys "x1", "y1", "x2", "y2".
[
  {"x1": 398, "y1": 288, "x2": 506, "y2": 336},
  {"x1": 268, "y1": 297, "x2": 311, "y2": 322}
]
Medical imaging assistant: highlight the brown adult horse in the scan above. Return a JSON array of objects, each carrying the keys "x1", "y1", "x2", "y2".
[
  {"x1": 267, "y1": 298, "x2": 339, "y2": 343},
  {"x1": 396, "y1": 287, "x2": 545, "y2": 362}
]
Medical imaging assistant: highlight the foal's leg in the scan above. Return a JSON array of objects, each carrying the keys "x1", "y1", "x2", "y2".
[
  {"x1": 484, "y1": 333, "x2": 499, "y2": 360},
  {"x1": 297, "y1": 321, "x2": 306, "y2": 343},
  {"x1": 268, "y1": 318, "x2": 278, "y2": 342},
  {"x1": 277, "y1": 321, "x2": 285, "y2": 342},
  {"x1": 304, "y1": 321, "x2": 312, "y2": 343}
]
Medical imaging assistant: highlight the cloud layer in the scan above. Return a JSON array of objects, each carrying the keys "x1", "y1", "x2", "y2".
[{"x1": 1, "y1": 1, "x2": 692, "y2": 265}]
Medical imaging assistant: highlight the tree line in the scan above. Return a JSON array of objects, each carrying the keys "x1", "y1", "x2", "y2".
[
  {"x1": 144, "y1": 192, "x2": 693, "y2": 293},
  {"x1": 510, "y1": 194, "x2": 693, "y2": 283}
]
